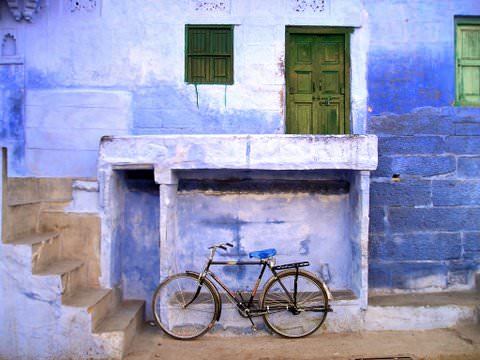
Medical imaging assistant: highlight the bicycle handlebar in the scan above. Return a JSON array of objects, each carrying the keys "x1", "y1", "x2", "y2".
[{"x1": 209, "y1": 242, "x2": 234, "y2": 251}]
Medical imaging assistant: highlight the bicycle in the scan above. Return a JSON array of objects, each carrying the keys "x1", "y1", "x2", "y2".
[{"x1": 152, "y1": 242, "x2": 333, "y2": 340}]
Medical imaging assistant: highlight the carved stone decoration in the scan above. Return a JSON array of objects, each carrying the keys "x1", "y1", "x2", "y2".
[
  {"x1": 23, "y1": 0, "x2": 42, "y2": 20},
  {"x1": 6, "y1": 0, "x2": 41, "y2": 22},
  {"x1": 190, "y1": 0, "x2": 231, "y2": 14},
  {"x1": 6, "y1": 0, "x2": 23, "y2": 21},
  {"x1": 68, "y1": 0, "x2": 99, "y2": 14},
  {"x1": 292, "y1": 0, "x2": 326, "y2": 13}
]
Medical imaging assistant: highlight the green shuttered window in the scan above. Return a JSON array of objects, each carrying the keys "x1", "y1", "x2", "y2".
[
  {"x1": 185, "y1": 25, "x2": 234, "y2": 84},
  {"x1": 456, "y1": 18, "x2": 480, "y2": 107}
]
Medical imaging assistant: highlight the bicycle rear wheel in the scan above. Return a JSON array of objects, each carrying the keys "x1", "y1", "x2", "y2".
[
  {"x1": 260, "y1": 269, "x2": 329, "y2": 338},
  {"x1": 152, "y1": 272, "x2": 220, "y2": 339}
]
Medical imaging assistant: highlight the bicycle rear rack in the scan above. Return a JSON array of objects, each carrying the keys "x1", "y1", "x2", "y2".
[{"x1": 272, "y1": 261, "x2": 310, "y2": 271}]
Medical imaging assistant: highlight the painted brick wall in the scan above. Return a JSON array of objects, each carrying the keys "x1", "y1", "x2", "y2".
[
  {"x1": 368, "y1": 107, "x2": 480, "y2": 291},
  {"x1": 365, "y1": 0, "x2": 480, "y2": 291}
]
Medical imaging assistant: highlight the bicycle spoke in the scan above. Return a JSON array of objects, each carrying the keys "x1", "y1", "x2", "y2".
[
  {"x1": 152, "y1": 273, "x2": 219, "y2": 339},
  {"x1": 261, "y1": 270, "x2": 328, "y2": 338}
]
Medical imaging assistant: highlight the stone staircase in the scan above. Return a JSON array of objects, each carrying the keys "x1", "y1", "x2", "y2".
[{"x1": 0, "y1": 160, "x2": 144, "y2": 359}]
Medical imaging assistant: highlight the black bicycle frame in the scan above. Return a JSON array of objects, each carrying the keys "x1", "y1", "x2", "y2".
[{"x1": 197, "y1": 257, "x2": 299, "y2": 315}]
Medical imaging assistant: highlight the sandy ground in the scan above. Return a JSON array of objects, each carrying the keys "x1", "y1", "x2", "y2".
[{"x1": 124, "y1": 323, "x2": 480, "y2": 360}]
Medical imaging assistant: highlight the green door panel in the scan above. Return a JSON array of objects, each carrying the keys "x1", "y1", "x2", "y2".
[{"x1": 286, "y1": 31, "x2": 350, "y2": 134}]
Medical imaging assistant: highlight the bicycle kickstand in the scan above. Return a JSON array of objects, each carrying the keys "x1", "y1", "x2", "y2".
[{"x1": 245, "y1": 311, "x2": 257, "y2": 333}]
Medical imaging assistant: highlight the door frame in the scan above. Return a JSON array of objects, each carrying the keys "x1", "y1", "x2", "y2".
[{"x1": 285, "y1": 26, "x2": 353, "y2": 134}]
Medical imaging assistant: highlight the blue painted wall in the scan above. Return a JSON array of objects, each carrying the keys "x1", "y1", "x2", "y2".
[
  {"x1": 0, "y1": 64, "x2": 25, "y2": 175},
  {"x1": 175, "y1": 190, "x2": 351, "y2": 291},
  {"x1": 116, "y1": 174, "x2": 160, "y2": 318},
  {"x1": 132, "y1": 85, "x2": 281, "y2": 135},
  {"x1": 366, "y1": 0, "x2": 480, "y2": 290},
  {"x1": 365, "y1": 0, "x2": 480, "y2": 114}
]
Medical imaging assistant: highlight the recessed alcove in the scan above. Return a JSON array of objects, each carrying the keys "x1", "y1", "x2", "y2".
[
  {"x1": 175, "y1": 169, "x2": 352, "y2": 290},
  {"x1": 99, "y1": 134, "x2": 377, "y2": 329}
]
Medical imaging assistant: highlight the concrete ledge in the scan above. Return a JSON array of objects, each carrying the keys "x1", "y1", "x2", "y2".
[
  {"x1": 99, "y1": 135, "x2": 378, "y2": 184},
  {"x1": 365, "y1": 291, "x2": 480, "y2": 331},
  {"x1": 364, "y1": 305, "x2": 476, "y2": 331}
]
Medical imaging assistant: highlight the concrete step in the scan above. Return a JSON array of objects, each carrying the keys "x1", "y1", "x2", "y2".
[
  {"x1": 94, "y1": 300, "x2": 145, "y2": 359},
  {"x1": 365, "y1": 291, "x2": 480, "y2": 331},
  {"x1": 3, "y1": 202, "x2": 42, "y2": 242},
  {"x1": 8, "y1": 232, "x2": 59, "y2": 246},
  {"x1": 63, "y1": 287, "x2": 111, "y2": 308},
  {"x1": 7, "y1": 177, "x2": 73, "y2": 206},
  {"x1": 95, "y1": 300, "x2": 144, "y2": 333},
  {"x1": 34, "y1": 259, "x2": 86, "y2": 297},
  {"x1": 38, "y1": 211, "x2": 101, "y2": 287},
  {"x1": 34, "y1": 259, "x2": 83, "y2": 276},
  {"x1": 8, "y1": 232, "x2": 61, "y2": 272},
  {"x1": 63, "y1": 287, "x2": 121, "y2": 331}
]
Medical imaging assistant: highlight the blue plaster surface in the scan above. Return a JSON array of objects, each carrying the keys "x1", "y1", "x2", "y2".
[
  {"x1": 464, "y1": 232, "x2": 480, "y2": 261},
  {"x1": 175, "y1": 192, "x2": 352, "y2": 291},
  {"x1": 455, "y1": 123, "x2": 480, "y2": 136},
  {"x1": 389, "y1": 207, "x2": 480, "y2": 233},
  {"x1": 374, "y1": 156, "x2": 456, "y2": 178},
  {"x1": 369, "y1": 233, "x2": 462, "y2": 262},
  {"x1": 368, "y1": 207, "x2": 385, "y2": 235},
  {"x1": 370, "y1": 181, "x2": 431, "y2": 207},
  {"x1": 378, "y1": 136, "x2": 445, "y2": 155},
  {"x1": 0, "y1": 65, "x2": 25, "y2": 175},
  {"x1": 445, "y1": 136, "x2": 480, "y2": 154},
  {"x1": 368, "y1": 108, "x2": 456, "y2": 136},
  {"x1": 132, "y1": 85, "x2": 281, "y2": 134},
  {"x1": 458, "y1": 157, "x2": 480, "y2": 178},
  {"x1": 369, "y1": 262, "x2": 449, "y2": 289},
  {"x1": 118, "y1": 181, "x2": 160, "y2": 319},
  {"x1": 432, "y1": 181, "x2": 480, "y2": 206},
  {"x1": 365, "y1": 0, "x2": 480, "y2": 115},
  {"x1": 367, "y1": 51, "x2": 453, "y2": 114}
]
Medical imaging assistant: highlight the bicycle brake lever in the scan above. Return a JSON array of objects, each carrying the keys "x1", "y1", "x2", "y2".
[
  {"x1": 226, "y1": 242, "x2": 234, "y2": 247},
  {"x1": 219, "y1": 245, "x2": 227, "y2": 250}
]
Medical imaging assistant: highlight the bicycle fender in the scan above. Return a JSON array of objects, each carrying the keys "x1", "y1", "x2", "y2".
[{"x1": 185, "y1": 271, "x2": 223, "y2": 321}]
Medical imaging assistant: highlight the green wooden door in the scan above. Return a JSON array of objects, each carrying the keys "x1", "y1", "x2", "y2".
[
  {"x1": 456, "y1": 23, "x2": 480, "y2": 106},
  {"x1": 286, "y1": 32, "x2": 349, "y2": 134}
]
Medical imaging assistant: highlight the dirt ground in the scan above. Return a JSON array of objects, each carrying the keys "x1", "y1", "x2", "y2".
[{"x1": 124, "y1": 323, "x2": 480, "y2": 360}]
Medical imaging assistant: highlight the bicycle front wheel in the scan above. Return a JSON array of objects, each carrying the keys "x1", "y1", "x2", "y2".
[
  {"x1": 152, "y1": 272, "x2": 220, "y2": 339},
  {"x1": 260, "y1": 269, "x2": 329, "y2": 338}
]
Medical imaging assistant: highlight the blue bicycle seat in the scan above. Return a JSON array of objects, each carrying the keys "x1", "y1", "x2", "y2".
[{"x1": 249, "y1": 248, "x2": 277, "y2": 259}]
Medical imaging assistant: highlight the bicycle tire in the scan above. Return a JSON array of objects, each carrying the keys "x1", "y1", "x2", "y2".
[
  {"x1": 260, "y1": 269, "x2": 329, "y2": 338},
  {"x1": 152, "y1": 272, "x2": 220, "y2": 340}
]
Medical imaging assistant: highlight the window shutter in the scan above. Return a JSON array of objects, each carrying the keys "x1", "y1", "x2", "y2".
[
  {"x1": 456, "y1": 23, "x2": 480, "y2": 106},
  {"x1": 185, "y1": 25, "x2": 233, "y2": 84}
]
